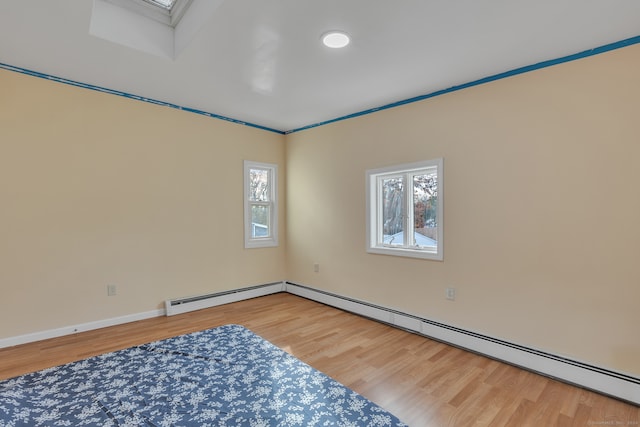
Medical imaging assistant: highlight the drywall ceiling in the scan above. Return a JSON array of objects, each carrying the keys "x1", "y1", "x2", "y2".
[{"x1": 1, "y1": 0, "x2": 639, "y2": 133}]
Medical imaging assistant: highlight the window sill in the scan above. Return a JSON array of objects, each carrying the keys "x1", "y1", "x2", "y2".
[{"x1": 367, "y1": 246, "x2": 442, "y2": 261}]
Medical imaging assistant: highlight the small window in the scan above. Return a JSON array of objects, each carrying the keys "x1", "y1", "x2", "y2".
[
  {"x1": 244, "y1": 161, "x2": 278, "y2": 248},
  {"x1": 366, "y1": 159, "x2": 443, "y2": 260}
]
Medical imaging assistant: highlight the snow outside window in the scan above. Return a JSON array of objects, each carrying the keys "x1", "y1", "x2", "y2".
[{"x1": 366, "y1": 159, "x2": 443, "y2": 260}]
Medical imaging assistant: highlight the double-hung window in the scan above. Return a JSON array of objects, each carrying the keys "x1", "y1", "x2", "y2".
[
  {"x1": 366, "y1": 159, "x2": 443, "y2": 260},
  {"x1": 244, "y1": 161, "x2": 278, "y2": 248}
]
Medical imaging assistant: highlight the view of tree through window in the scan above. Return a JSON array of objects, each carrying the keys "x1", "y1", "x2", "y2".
[
  {"x1": 381, "y1": 173, "x2": 438, "y2": 246},
  {"x1": 249, "y1": 168, "x2": 270, "y2": 238},
  {"x1": 367, "y1": 159, "x2": 442, "y2": 260},
  {"x1": 413, "y1": 172, "x2": 438, "y2": 241},
  {"x1": 244, "y1": 160, "x2": 277, "y2": 248},
  {"x1": 382, "y1": 177, "x2": 404, "y2": 245}
]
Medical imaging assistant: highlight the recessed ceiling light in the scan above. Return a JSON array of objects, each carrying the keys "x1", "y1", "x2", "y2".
[{"x1": 322, "y1": 31, "x2": 350, "y2": 49}]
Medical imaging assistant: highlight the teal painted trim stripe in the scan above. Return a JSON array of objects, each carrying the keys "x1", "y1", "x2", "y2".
[
  {"x1": 285, "y1": 35, "x2": 640, "y2": 134},
  {"x1": 3, "y1": 34, "x2": 639, "y2": 135},
  {"x1": 0, "y1": 62, "x2": 286, "y2": 135}
]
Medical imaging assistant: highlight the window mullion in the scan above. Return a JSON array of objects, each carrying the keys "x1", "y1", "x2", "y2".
[{"x1": 405, "y1": 172, "x2": 414, "y2": 248}]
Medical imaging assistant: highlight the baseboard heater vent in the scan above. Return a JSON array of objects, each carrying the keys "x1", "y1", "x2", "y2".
[
  {"x1": 284, "y1": 281, "x2": 640, "y2": 406},
  {"x1": 165, "y1": 282, "x2": 285, "y2": 316}
]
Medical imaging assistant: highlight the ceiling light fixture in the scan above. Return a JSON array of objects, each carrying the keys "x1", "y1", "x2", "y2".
[{"x1": 322, "y1": 31, "x2": 350, "y2": 49}]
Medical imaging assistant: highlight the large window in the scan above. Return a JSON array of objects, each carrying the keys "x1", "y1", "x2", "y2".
[
  {"x1": 366, "y1": 159, "x2": 443, "y2": 260},
  {"x1": 244, "y1": 161, "x2": 278, "y2": 248}
]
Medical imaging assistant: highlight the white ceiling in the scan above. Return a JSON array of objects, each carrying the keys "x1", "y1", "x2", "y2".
[{"x1": 1, "y1": 0, "x2": 639, "y2": 133}]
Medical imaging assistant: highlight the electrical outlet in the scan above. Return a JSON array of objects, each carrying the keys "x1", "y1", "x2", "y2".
[
  {"x1": 445, "y1": 287, "x2": 456, "y2": 301},
  {"x1": 313, "y1": 263, "x2": 320, "y2": 273},
  {"x1": 107, "y1": 284, "x2": 117, "y2": 296}
]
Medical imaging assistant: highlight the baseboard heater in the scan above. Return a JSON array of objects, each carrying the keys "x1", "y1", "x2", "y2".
[
  {"x1": 284, "y1": 281, "x2": 640, "y2": 406},
  {"x1": 162, "y1": 280, "x2": 638, "y2": 404},
  {"x1": 164, "y1": 282, "x2": 285, "y2": 316}
]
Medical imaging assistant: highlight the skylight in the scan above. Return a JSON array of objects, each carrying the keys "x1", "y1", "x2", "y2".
[
  {"x1": 91, "y1": 0, "x2": 218, "y2": 60},
  {"x1": 104, "y1": 0, "x2": 192, "y2": 27}
]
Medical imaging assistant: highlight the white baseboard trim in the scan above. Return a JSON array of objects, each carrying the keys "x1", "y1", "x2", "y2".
[
  {"x1": 0, "y1": 309, "x2": 164, "y2": 349},
  {"x1": 3, "y1": 280, "x2": 638, "y2": 405},
  {"x1": 284, "y1": 281, "x2": 640, "y2": 406},
  {"x1": 0, "y1": 282, "x2": 286, "y2": 349}
]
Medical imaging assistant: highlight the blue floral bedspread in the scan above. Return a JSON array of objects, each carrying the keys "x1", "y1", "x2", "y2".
[{"x1": 0, "y1": 324, "x2": 407, "y2": 426}]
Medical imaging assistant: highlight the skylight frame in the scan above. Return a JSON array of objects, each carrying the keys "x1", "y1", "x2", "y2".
[
  {"x1": 105, "y1": 0, "x2": 192, "y2": 27},
  {"x1": 143, "y1": 0, "x2": 176, "y2": 10}
]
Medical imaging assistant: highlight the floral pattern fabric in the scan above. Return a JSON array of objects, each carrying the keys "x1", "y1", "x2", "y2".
[{"x1": 0, "y1": 324, "x2": 407, "y2": 426}]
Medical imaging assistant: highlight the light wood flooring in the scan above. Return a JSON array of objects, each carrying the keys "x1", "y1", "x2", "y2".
[{"x1": 0, "y1": 293, "x2": 637, "y2": 426}]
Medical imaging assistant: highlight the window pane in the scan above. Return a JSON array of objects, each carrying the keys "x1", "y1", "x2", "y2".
[
  {"x1": 249, "y1": 169, "x2": 270, "y2": 202},
  {"x1": 251, "y1": 205, "x2": 270, "y2": 238},
  {"x1": 413, "y1": 172, "x2": 438, "y2": 247},
  {"x1": 381, "y1": 177, "x2": 404, "y2": 246}
]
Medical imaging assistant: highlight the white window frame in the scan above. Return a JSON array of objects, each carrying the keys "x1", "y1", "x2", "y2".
[
  {"x1": 366, "y1": 159, "x2": 443, "y2": 260},
  {"x1": 244, "y1": 161, "x2": 278, "y2": 249}
]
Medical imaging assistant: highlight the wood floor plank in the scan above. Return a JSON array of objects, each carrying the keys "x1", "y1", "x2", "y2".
[{"x1": 0, "y1": 293, "x2": 637, "y2": 426}]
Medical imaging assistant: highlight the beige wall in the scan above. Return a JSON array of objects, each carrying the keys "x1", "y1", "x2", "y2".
[
  {"x1": 2, "y1": 44, "x2": 638, "y2": 377},
  {"x1": 286, "y1": 44, "x2": 640, "y2": 376},
  {"x1": 0, "y1": 70, "x2": 286, "y2": 338}
]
